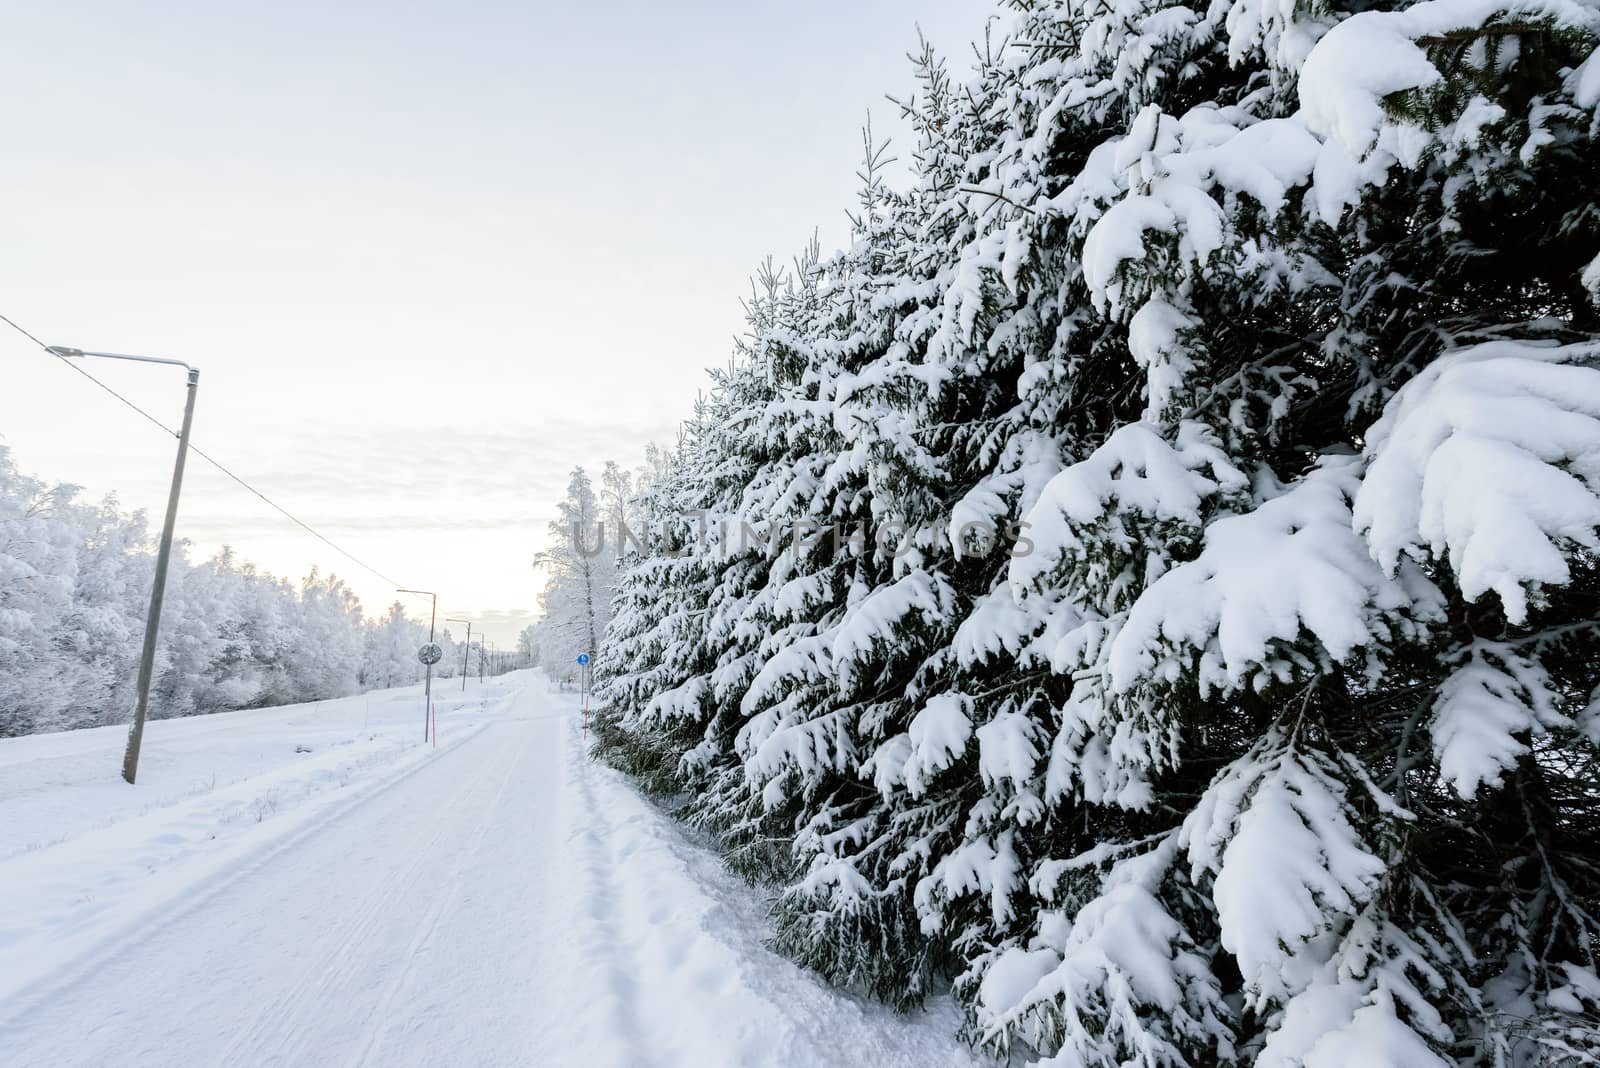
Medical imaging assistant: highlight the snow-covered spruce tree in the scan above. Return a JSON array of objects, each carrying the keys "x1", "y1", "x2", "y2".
[
  {"x1": 596, "y1": 250, "x2": 842, "y2": 862},
  {"x1": 594, "y1": 0, "x2": 1600, "y2": 1062},
  {"x1": 732, "y1": 139, "x2": 976, "y2": 1005},
  {"x1": 592, "y1": 389, "x2": 731, "y2": 794}
]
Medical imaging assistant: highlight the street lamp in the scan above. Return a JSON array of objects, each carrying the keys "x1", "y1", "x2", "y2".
[
  {"x1": 48, "y1": 346, "x2": 199, "y2": 785},
  {"x1": 398, "y1": 588, "x2": 437, "y2": 742},
  {"x1": 445, "y1": 617, "x2": 471, "y2": 692}
]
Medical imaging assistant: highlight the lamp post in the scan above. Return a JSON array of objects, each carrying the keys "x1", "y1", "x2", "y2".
[
  {"x1": 398, "y1": 588, "x2": 436, "y2": 741},
  {"x1": 446, "y1": 617, "x2": 471, "y2": 692},
  {"x1": 48, "y1": 346, "x2": 198, "y2": 785}
]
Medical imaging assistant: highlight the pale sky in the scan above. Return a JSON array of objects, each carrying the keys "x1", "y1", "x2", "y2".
[{"x1": 0, "y1": 0, "x2": 985, "y2": 643}]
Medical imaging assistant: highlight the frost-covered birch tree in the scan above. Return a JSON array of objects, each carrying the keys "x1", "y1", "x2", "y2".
[
  {"x1": 0, "y1": 445, "x2": 438, "y2": 736},
  {"x1": 533, "y1": 467, "x2": 617, "y2": 678}
]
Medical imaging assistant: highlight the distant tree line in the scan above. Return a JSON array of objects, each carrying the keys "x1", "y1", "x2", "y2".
[{"x1": 0, "y1": 445, "x2": 460, "y2": 737}]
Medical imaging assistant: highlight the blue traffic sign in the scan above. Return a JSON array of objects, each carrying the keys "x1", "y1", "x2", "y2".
[{"x1": 577, "y1": 653, "x2": 590, "y2": 665}]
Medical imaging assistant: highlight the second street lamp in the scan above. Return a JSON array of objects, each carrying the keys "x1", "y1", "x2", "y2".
[
  {"x1": 445, "y1": 617, "x2": 471, "y2": 692},
  {"x1": 48, "y1": 345, "x2": 199, "y2": 785}
]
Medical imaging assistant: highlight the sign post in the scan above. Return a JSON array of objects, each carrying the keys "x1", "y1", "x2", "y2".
[
  {"x1": 578, "y1": 653, "x2": 591, "y2": 738},
  {"x1": 417, "y1": 641, "x2": 443, "y2": 743},
  {"x1": 398, "y1": 588, "x2": 439, "y2": 743}
]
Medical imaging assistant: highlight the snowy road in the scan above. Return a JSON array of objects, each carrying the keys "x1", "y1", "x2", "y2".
[{"x1": 0, "y1": 675, "x2": 975, "y2": 1067}]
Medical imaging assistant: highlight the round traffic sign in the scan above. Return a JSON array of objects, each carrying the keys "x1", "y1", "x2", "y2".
[
  {"x1": 577, "y1": 653, "x2": 590, "y2": 665},
  {"x1": 417, "y1": 642, "x2": 443, "y2": 666}
]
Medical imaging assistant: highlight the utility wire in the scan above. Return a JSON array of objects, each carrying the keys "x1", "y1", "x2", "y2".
[
  {"x1": 183, "y1": 443, "x2": 409, "y2": 591},
  {"x1": 0, "y1": 312, "x2": 177, "y2": 440},
  {"x1": 0, "y1": 309, "x2": 424, "y2": 599}
]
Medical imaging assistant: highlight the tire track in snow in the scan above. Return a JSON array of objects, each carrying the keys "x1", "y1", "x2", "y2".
[
  {"x1": 338, "y1": 720, "x2": 528, "y2": 1067},
  {"x1": 0, "y1": 715, "x2": 494, "y2": 1038},
  {"x1": 216, "y1": 725, "x2": 507, "y2": 1065}
]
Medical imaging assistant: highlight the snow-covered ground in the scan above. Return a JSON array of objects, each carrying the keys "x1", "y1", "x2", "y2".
[{"x1": 0, "y1": 672, "x2": 978, "y2": 1067}]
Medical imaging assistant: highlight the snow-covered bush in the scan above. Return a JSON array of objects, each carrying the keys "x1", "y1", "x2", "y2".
[{"x1": 595, "y1": 0, "x2": 1600, "y2": 1062}]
